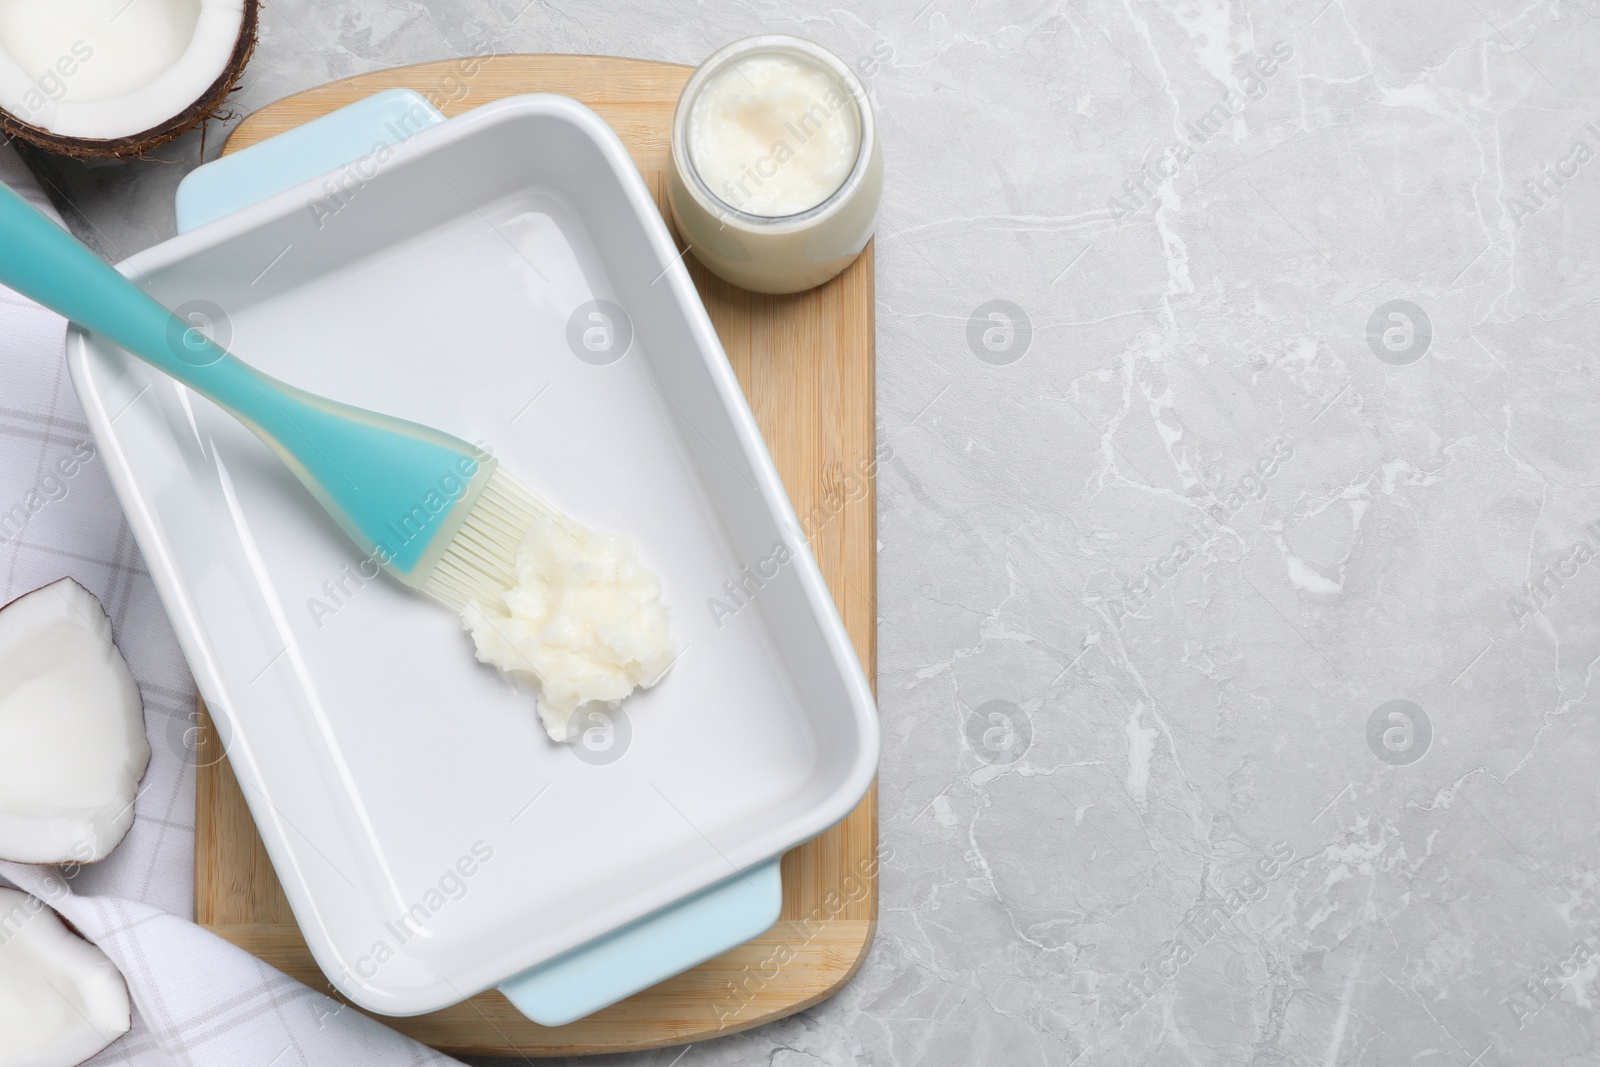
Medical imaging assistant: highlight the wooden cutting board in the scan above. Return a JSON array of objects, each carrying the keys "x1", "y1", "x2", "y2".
[{"x1": 192, "y1": 55, "x2": 878, "y2": 1057}]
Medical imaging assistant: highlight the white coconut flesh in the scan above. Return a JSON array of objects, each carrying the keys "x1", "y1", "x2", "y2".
[
  {"x1": 0, "y1": 886, "x2": 131, "y2": 1067},
  {"x1": 0, "y1": 579, "x2": 148, "y2": 865},
  {"x1": 0, "y1": 0, "x2": 245, "y2": 140}
]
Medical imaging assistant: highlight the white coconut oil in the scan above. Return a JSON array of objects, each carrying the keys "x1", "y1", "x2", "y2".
[
  {"x1": 460, "y1": 513, "x2": 676, "y2": 743},
  {"x1": 686, "y1": 50, "x2": 861, "y2": 218}
]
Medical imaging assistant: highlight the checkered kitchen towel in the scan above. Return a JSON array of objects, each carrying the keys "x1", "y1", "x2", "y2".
[{"x1": 0, "y1": 144, "x2": 463, "y2": 1066}]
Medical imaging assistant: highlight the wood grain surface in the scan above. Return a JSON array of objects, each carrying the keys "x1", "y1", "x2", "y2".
[{"x1": 193, "y1": 53, "x2": 878, "y2": 1057}]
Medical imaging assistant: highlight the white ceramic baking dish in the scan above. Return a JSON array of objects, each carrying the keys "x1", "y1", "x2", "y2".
[{"x1": 66, "y1": 93, "x2": 879, "y2": 1018}]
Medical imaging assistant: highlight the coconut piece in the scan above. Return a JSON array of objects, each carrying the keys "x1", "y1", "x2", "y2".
[
  {"x1": 0, "y1": 578, "x2": 148, "y2": 865},
  {"x1": 0, "y1": 0, "x2": 257, "y2": 160},
  {"x1": 0, "y1": 886, "x2": 131, "y2": 1066}
]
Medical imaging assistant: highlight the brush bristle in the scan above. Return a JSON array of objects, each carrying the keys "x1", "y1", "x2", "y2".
[{"x1": 420, "y1": 467, "x2": 557, "y2": 612}]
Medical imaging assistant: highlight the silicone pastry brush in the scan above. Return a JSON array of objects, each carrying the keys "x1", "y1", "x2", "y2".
[{"x1": 0, "y1": 179, "x2": 541, "y2": 612}]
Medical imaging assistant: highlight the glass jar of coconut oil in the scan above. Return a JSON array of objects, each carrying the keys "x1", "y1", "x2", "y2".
[{"x1": 668, "y1": 35, "x2": 883, "y2": 295}]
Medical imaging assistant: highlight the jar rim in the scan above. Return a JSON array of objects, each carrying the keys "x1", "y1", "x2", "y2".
[{"x1": 671, "y1": 35, "x2": 876, "y2": 232}]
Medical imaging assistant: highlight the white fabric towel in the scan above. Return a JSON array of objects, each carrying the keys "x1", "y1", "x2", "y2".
[{"x1": 0, "y1": 143, "x2": 465, "y2": 1067}]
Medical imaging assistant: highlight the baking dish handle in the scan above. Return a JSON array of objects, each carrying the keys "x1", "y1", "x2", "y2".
[
  {"x1": 498, "y1": 859, "x2": 782, "y2": 1026},
  {"x1": 175, "y1": 86, "x2": 785, "y2": 1027}
]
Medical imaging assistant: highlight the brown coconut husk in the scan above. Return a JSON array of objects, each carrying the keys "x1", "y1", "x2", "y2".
[{"x1": 0, "y1": 0, "x2": 259, "y2": 161}]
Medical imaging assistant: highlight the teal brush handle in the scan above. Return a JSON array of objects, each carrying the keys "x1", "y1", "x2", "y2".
[{"x1": 0, "y1": 180, "x2": 494, "y2": 582}]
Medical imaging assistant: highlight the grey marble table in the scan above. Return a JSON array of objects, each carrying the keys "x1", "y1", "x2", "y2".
[{"x1": 26, "y1": 0, "x2": 1600, "y2": 1063}]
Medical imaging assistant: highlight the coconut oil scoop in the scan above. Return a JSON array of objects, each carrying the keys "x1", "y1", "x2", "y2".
[{"x1": 459, "y1": 500, "x2": 677, "y2": 743}]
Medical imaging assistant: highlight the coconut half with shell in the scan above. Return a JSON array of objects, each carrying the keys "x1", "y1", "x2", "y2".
[{"x1": 0, "y1": 0, "x2": 257, "y2": 159}]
